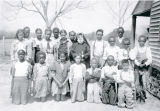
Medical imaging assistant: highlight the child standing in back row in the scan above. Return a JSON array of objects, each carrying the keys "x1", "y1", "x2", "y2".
[
  {"x1": 33, "y1": 51, "x2": 51, "y2": 102},
  {"x1": 69, "y1": 55, "x2": 86, "y2": 103}
]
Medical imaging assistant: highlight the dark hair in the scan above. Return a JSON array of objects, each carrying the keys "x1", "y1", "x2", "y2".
[
  {"x1": 58, "y1": 52, "x2": 68, "y2": 61},
  {"x1": 45, "y1": 28, "x2": 52, "y2": 34},
  {"x1": 138, "y1": 35, "x2": 147, "y2": 42},
  {"x1": 15, "y1": 29, "x2": 24, "y2": 39},
  {"x1": 37, "y1": 51, "x2": 46, "y2": 59},
  {"x1": 23, "y1": 26, "x2": 30, "y2": 31},
  {"x1": 35, "y1": 28, "x2": 42, "y2": 33},
  {"x1": 108, "y1": 36, "x2": 116, "y2": 41},
  {"x1": 60, "y1": 29, "x2": 67, "y2": 35},
  {"x1": 122, "y1": 59, "x2": 129, "y2": 64},
  {"x1": 118, "y1": 27, "x2": 124, "y2": 32},
  {"x1": 18, "y1": 49, "x2": 26, "y2": 55},
  {"x1": 96, "y1": 29, "x2": 103, "y2": 34},
  {"x1": 122, "y1": 38, "x2": 130, "y2": 45},
  {"x1": 69, "y1": 31, "x2": 76, "y2": 36},
  {"x1": 53, "y1": 27, "x2": 60, "y2": 33}
]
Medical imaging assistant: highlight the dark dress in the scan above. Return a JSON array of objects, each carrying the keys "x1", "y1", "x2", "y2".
[{"x1": 70, "y1": 42, "x2": 90, "y2": 68}]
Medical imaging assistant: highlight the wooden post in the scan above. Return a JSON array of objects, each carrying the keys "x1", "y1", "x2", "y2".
[
  {"x1": 132, "y1": 15, "x2": 137, "y2": 47},
  {"x1": 2, "y1": 36, "x2": 5, "y2": 56}
]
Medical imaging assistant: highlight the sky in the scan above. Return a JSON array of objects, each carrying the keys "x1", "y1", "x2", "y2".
[{"x1": 0, "y1": 0, "x2": 150, "y2": 36}]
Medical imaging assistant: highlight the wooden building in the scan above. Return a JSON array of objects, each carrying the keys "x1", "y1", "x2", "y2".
[{"x1": 132, "y1": 0, "x2": 160, "y2": 98}]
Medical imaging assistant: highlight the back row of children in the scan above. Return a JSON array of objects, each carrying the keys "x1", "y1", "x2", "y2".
[{"x1": 10, "y1": 27, "x2": 152, "y2": 109}]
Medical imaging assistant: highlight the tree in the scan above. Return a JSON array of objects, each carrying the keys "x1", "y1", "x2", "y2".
[
  {"x1": 3, "y1": 0, "x2": 89, "y2": 28},
  {"x1": 105, "y1": 0, "x2": 136, "y2": 27}
]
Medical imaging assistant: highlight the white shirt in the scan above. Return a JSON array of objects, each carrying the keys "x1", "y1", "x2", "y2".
[
  {"x1": 116, "y1": 70, "x2": 134, "y2": 83},
  {"x1": 101, "y1": 65, "x2": 118, "y2": 80},
  {"x1": 41, "y1": 39, "x2": 56, "y2": 54},
  {"x1": 33, "y1": 38, "x2": 43, "y2": 47},
  {"x1": 130, "y1": 46, "x2": 152, "y2": 66},
  {"x1": 14, "y1": 61, "x2": 32, "y2": 77},
  {"x1": 69, "y1": 63, "x2": 86, "y2": 83},
  {"x1": 51, "y1": 37, "x2": 60, "y2": 48},
  {"x1": 103, "y1": 45, "x2": 121, "y2": 61},
  {"x1": 91, "y1": 40, "x2": 108, "y2": 58}
]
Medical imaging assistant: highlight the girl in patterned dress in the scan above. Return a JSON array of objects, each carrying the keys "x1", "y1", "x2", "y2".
[
  {"x1": 51, "y1": 52, "x2": 70, "y2": 101},
  {"x1": 33, "y1": 51, "x2": 51, "y2": 102}
]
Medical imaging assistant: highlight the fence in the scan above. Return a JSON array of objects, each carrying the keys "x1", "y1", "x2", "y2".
[{"x1": 0, "y1": 36, "x2": 14, "y2": 56}]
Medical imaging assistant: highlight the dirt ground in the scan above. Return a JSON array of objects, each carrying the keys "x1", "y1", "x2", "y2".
[{"x1": 0, "y1": 56, "x2": 160, "y2": 111}]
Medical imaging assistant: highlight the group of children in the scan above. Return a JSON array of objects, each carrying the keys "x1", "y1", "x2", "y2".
[{"x1": 10, "y1": 27, "x2": 152, "y2": 109}]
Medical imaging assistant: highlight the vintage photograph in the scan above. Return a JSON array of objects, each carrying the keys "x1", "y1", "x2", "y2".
[{"x1": 0, "y1": 0, "x2": 160, "y2": 111}]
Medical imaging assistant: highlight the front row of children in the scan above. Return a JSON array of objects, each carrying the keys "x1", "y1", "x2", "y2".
[{"x1": 10, "y1": 49, "x2": 134, "y2": 109}]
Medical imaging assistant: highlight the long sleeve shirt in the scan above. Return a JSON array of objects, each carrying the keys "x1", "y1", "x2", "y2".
[
  {"x1": 130, "y1": 46, "x2": 152, "y2": 66},
  {"x1": 69, "y1": 63, "x2": 86, "y2": 83},
  {"x1": 101, "y1": 65, "x2": 118, "y2": 81},
  {"x1": 103, "y1": 45, "x2": 121, "y2": 62}
]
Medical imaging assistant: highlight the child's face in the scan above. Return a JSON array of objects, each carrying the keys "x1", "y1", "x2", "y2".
[
  {"x1": 53, "y1": 29, "x2": 59, "y2": 38},
  {"x1": 69, "y1": 32, "x2": 76, "y2": 41},
  {"x1": 108, "y1": 37, "x2": 116, "y2": 46},
  {"x1": 123, "y1": 40, "x2": 130, "y2": 49},
  {"x1": 36, "y1": 30, "x2": 42, "y2": 40},
  {"x1": 75, "y1": 56, "x2": 81, "y2": 64},
  {"x1": 39, "y1": 54, "x2": 46, "y2": 64},
  {"x1": 45, "y1": 31, "x2": 51, "y2": 40},
  {"x1": 118, "y1": 29, "x2": 124, "y2": 38},
  {"x1": 91, "y1": 60, "x2": 98, "y2": 68},
  {"x1": 60, "y1": 53, "x2": 66, "y2": 62},
  {"x1": 60, "y1": 32, "x2": 67, "y2": 38},
  {"x1": 18, "y1": 51, "x2": 25, "y2": 61},
  {"x1": 138, "y1": 37, "x2": 146, "y2": 47},
  {"x1": 17, "y1": 32, "x2": 24, "y2": 41},
  {"x1": 107, "y1": 56, "x2": 114, "y2": 66},
  {"x1": 77, "y1": 35, "x2": 84, "y2": 44},
  {"x1": 122, "y1": 62, "x2": 129, "y2": 71},
  {"x1": 96, "y1": 31, "x2": 103, "y2": 40},
  {"x1": 24, "y1": 28, "x2": 30, "y2": 38}
]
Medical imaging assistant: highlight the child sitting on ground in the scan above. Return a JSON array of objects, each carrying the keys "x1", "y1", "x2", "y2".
[
  {"x1": 85, "y1": 58, "x2": 101, "y2": 103},
  {"x1": 100, "y1": 55, "x2": 118, "y2": 105}
]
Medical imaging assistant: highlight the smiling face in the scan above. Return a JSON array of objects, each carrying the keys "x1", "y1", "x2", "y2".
[
  {"x1": 107, "y1": 55, "x2": 114, "y2": 66},
  {"x1": 18, "y1": 50, "x2": 25, "y2": 62},
  {"x1": 59, "y1": 53, "x2": 66, "y2": 63},
  {"x1": 91, "y1": 59, "x2": 98, "y2": 69},
  {"x1": 108, "y1": 37, "x2": 116, "y2": 46}
]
